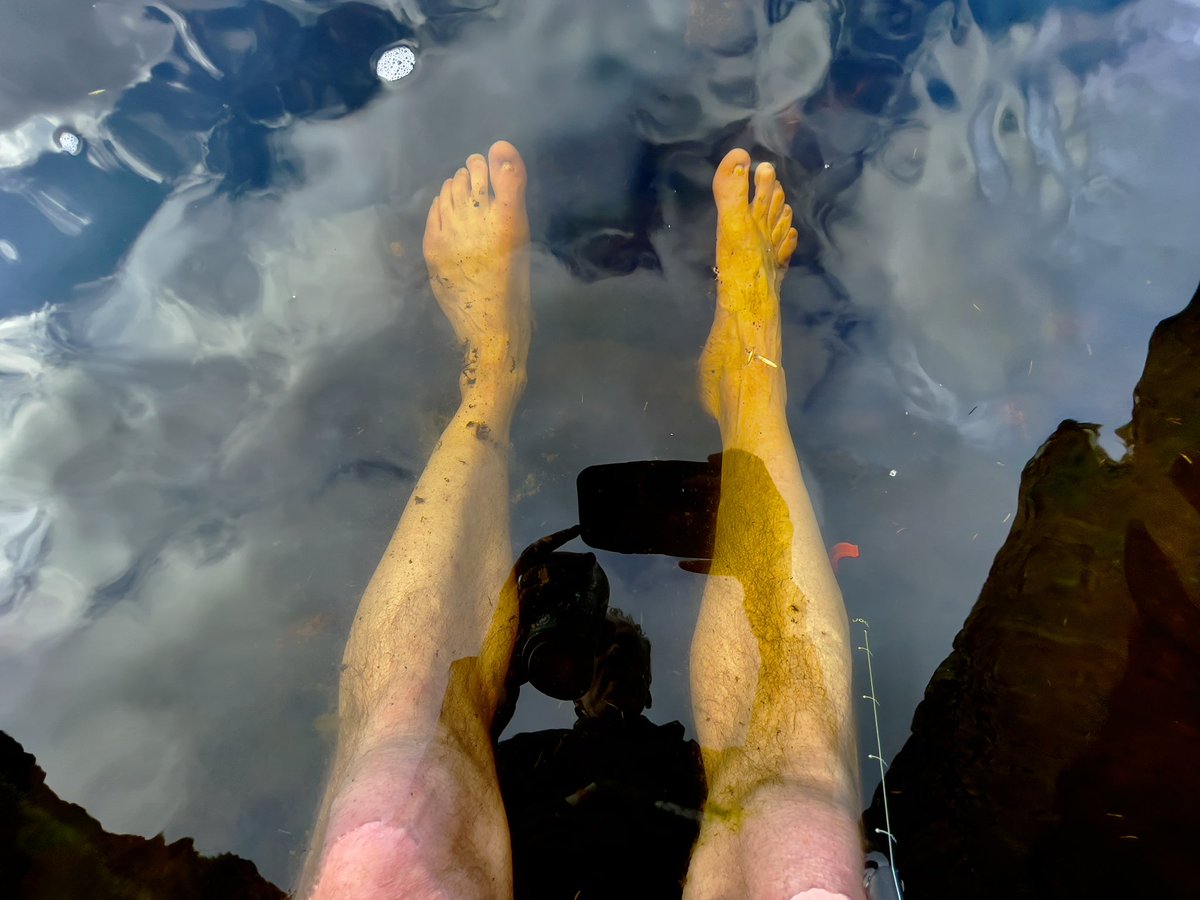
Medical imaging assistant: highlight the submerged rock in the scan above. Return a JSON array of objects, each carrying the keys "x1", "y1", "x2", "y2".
[
  {"x1": 0, "y1": 730, "x2": 284, "y2": 899},
  {"x1": 864, "y1": 283, "x2": 1200, "y2": 898}
]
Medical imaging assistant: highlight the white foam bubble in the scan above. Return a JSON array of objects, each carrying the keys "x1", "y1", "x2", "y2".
[
  {"x1": 0, "y1": 239, "x2": 17, "y2": 262},
  {"x1": 376, "y1": 45, "x2": 416, "y2": 83},
  {"x1": 55, "y1": 129, "x2": 81, "y2": 155}
]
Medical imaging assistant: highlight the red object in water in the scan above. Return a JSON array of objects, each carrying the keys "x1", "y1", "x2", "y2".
[{"x1": 829, "y1": 542, "x2": 861, "y2": 573}]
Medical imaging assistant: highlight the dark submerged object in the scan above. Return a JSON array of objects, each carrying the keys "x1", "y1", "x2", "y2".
[
  {"x1": 498, "y1": 610, "x2": 705, "y2": 899},
  {"x1": 515, "y1": 525, "x2": 611, "y2": 701},
  {"x1": 864, "y1": 282, "x2": 1200, "y2": 899},
  {"x1": 501, "y1": 465, "x2": 721, "y2": 896},
  {"x1": 497, "y1": 715, "x2": 705, "y2": 899},
  {"x1": 577, "y1": 455, "x2": 722, "y2": 560},
  {"x1": 512, "y1": 456, "x2": 723, "y2": 701}
]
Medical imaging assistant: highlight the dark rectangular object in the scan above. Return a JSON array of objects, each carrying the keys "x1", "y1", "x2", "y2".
[{"x1": 576, "y1": 455, "x2": 721, "y2": 559}]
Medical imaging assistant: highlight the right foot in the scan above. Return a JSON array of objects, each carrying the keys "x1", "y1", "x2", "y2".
[
  {"x1": 423, "y1": 141, "x2": 531, "y2": 395},
  {"x1": 699, "y1": 148, "x2": 798, "y2": 432}
]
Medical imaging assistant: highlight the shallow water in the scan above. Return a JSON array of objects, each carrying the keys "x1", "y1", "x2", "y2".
[{"x1": 2, "y1": 0, "x2": 1199, "y2": 887}]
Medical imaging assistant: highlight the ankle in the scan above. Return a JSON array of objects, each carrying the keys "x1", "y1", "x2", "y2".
[{"x1": 458, "y1": 377, "x2": 524, "y2": 442}]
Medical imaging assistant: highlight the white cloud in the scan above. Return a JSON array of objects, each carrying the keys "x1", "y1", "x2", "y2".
[{"x1": 2, "y1": 0, "x2": 1200, "y2": 887}]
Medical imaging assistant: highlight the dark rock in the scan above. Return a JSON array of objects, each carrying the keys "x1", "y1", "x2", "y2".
[
  {"x1": 863, "y1": 284, "x2": 1200, "y2": 899},
  {"x1": 0, "y1": 730, "x2": 284, "y2": 899}
]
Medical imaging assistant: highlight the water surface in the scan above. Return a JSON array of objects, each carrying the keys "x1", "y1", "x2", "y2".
[{"x1": 2, "y1": 0, "x2": 1199, "y2": 886}]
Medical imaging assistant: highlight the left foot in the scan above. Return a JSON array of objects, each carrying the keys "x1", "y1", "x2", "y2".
[
  {"x1": 423, "y1": 141, "x2": 531, "y2": 394},
  {"x1": 698, "y1": 149, "x2": 798, "y2": 434}
]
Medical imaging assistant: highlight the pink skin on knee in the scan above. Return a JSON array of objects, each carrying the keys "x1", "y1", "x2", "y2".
[
  {"x1": 307, "y1": 743, "x2": 509, "y2": 900},
  {"x1": 307, "y1": 748, "x2": 461, "y2": 900},
  {"x1": 740, "y1": 792, "x2": 867, "y2": 900},
  {"x1": 310, "y1": 821, "x2": 443, "y2": 900}
]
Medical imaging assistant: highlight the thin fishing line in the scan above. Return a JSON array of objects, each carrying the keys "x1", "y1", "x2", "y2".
[{"x1": 853, "y1": 617, "x2": 904, "y2": 900}]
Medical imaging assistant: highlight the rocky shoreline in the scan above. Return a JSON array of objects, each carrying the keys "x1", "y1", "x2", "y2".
[{"x1": 863, "y1": 284, "x2": 1200, "y2": 898}]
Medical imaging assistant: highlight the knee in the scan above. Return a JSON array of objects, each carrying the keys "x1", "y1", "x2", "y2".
[
  {"x1": 739, "y1": 788, "x2": 866, "y2": 900},
  {"x1": 309, "y1": 821, "x2": 446, "y2": 900}
]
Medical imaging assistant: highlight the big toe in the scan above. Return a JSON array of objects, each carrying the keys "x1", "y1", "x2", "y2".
[
  {"x1": 488, "y1": 140, "x2": 526, "y2": 204},
  {"x1": 712, "y1": 148, "x2": 752, "y2": 210}
]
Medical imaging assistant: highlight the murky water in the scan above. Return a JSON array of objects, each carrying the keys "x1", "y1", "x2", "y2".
[{"x1": 2, "y1": 0, "x2": 1199, "y2": 888}]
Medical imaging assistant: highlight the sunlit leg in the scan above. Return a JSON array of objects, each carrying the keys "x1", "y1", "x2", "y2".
[
  {"x1": 298, "y1": 141, "x2": 531, "y2": 900},
  {"x1": 686, "y1": 149, "x2": 864, "y2": 900}
]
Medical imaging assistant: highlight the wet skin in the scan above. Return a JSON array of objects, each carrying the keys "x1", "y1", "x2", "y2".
[{"x1": 299, "y1": 143, "x2": 865, "y2": 899}]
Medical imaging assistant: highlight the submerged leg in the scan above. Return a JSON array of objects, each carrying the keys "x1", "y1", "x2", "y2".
[
  {"x1": 299, "y1": 141, "x2": 531, "y2": 900},
  {"x1": 686, "y1": 149, "x2": 864, "y2": 900}
]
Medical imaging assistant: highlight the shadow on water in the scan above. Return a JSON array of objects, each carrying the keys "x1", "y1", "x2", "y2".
[{"x1": 1, "y1": 0, "x2": 1200, "y2": 891}]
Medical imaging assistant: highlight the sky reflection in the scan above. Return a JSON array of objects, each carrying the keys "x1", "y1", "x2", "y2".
[{"x1": 1, "y1": 0, "x2": 1199, "y2": 887}]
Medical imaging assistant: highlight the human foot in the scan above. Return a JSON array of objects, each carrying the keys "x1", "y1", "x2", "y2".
[
  {"x1": 423, "y1": 140, "x2": 531, "y2": 397},
  {"x1": 699, "y1": 148, "x2": 798, "y2": 431}
]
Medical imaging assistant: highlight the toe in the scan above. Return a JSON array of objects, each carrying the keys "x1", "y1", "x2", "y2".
[
  {"x1": 466, "y1": 154, "x2": 489, "y2": 206},
  {"x1": 422, "y1": 195, "x2": 441, "y2": 259},
  {"x1": 488, "y1": 140, "x2": 527, "y2": 205},
  {"x1": 451, "y1": 167, "x2": 471, "y2": 207},
  {"x1": 439, "y1": 177, "x2": 455, "y2": 211},
  {"x1": 752, "y1": 162, "x2": 776, "y2": 222},
  {"x1": 768, "y1": 183, "x2": 786, "y2": 227},
  {"x1": 712, "y1": 148, "x2": 752, "y2": 209},
  {"x1": 771, "y1": 204, "x2": 793, "y2": 246},
  {"x1": 425, "y1": 193, "x2": 441, "y2": 236},
  {"x1": 777, "y1": 227, "x2": 798, "y2": 266}
]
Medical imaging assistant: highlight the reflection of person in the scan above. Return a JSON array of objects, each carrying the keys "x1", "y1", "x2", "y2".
[
  {"x1": 299, "y1": 141, "x2": 865, "y2": 899},
  {"x1": 494, "y1": 608, "x2": 707, "y2": 897}
]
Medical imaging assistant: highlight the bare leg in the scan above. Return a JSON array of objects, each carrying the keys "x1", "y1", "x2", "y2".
[
  {"x1": 685, "y1": 149, "x2": 864, "y2": 899},
  {"x1": 299, "y1": 141, "x2": 530, "y2": 899}
]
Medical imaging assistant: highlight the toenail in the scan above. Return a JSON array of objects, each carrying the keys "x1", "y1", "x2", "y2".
[
  {"x1": 501, "y1": 161, "x2": 513, "y2": 171},
  {"x1": 734, "y1": 165, "x2": 745, "y2": 174}
]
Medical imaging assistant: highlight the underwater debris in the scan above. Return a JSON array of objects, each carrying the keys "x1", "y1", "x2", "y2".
[{"x1": 830, "y1": 541, "x2": 861, "y2": 572}]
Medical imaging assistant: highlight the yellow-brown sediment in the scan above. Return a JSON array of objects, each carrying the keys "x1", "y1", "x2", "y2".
[{"x1": 702, "y1": 449, "x2": 842, "y2": 820}]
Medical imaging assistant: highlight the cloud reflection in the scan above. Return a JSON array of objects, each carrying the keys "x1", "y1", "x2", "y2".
[{"x1": 0, "y1": 0, "x2": 1199, "y2": 888}]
